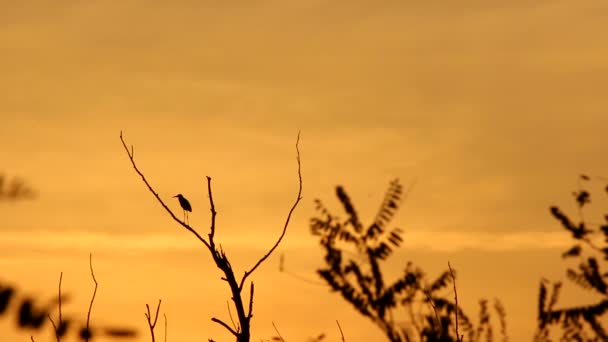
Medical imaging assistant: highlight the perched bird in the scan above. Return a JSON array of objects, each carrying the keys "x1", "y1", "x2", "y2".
[{"x1": 173, "y1": 194, "x2": 192, "y2": 224}]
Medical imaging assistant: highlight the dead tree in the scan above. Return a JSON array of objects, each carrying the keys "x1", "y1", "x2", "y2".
[{"x1": 119, "y1": 131, "x2": 302, "y2": 342}]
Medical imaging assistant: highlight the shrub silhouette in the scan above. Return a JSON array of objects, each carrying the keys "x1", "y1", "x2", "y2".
[
  {"x1": 0, "y1": 275, "x2": 137, "y2": 341},
  {"x1": 310, "y1": 179, "x2": 507, "y2": 342},
  {"x1": 0, "y1": 173, "x2": 36, "y2": 201},
  {"x1": 535, "y1": 175, "x2": 608, "y2": 341}
]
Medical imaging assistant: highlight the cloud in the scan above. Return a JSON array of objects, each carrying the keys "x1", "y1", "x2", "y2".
[
  {"x1": 0, "y1": 229, "x2": 571, "y2": 258},
  {"x1": 400, "y1": 230, "x2": 571, "y2": 252}
]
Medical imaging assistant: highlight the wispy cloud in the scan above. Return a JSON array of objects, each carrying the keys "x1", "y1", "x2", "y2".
[
  {"x1": 0, "y1": 229, "x2": 571, "y2": 256},
  {"x1": 400, "y1": 230, "x2": 570, "y2": 252}
]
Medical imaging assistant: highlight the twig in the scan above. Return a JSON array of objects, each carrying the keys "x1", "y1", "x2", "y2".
[
  {"x1": 207, "y1": 175, "x2": 217, "y2": 242},
  {"x1": 120, "y1": 131, "x2": 211, "y2": 250},
  {"x1": 272, "y1": 321, "x2": 285, "y2": 342},
  {"x1": 336, "y1": 320, "x2": 346, "y2": 342},
  {"x1": 30, "y1": 336, "x2": 35, "y2": 342},
  {"x1": 211, "y1": 317, "x2": 238, "y2": 336},
  {"x1": 448, "y1": 262, "x2": 463, "y2": 342},
  {"x1": 279, "y1": 254, "x2": 325, "y2": 286},
  {"x1": 423, "y1": 289, "x2": 442, "y2": 335},
  {"x1": 48, "y1": 314, "x2": 59, "y2": 341},
  {"x1": 85, "y1": 254, "x2": 98, "y2": 342},
  {"x1": 144, "y1": 299, "x2": 162, "y2": 342},
  {"x1": 163, "y1": 313, "x2": 168, "y2": 342},
  {"x1": 239, "y1": 131, "x2": 303, "y2": 290},
  {"x1": 48, "y1": 272, "x2": 63, "y2": 342},
  {"x1": 247, "y1": 282, "x2": 254, "y2": 319},
  {"x1": 226, "y1": 301, "x2": 237, "y2": 331},
  {"x1": 58, "y1": 271, "x2": 63, "y2": 327}
]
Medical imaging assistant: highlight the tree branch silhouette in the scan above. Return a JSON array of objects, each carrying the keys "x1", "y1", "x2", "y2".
[
  {"x1": 336, "y1": 320, "x2": 345, "y2": 342},
  {"x1": 144, "y1": 300, "x2": 162, "y2": 342},
  {"x1": 239, "y1": 132, "x2": 302, "y2": 291},
  {"x1": 119, "y1": 131, "x2": 211, "y2": 250},
  {"x1": 163, "y1": 313, "x2": 167, "y2": 342},
  {"x1": 449, "y1": 262, "x2": 463, "y2": 342},
  {"x1": 211, "y1": 317, "x2": 238, "y2": 337},
  {"x1": 120, "y1": 131, "x2": 303, "y2": 342},
  {"x1": 84, "y1": 253, "x2": 98, "y2": 342},
  {"x1": 48, "y1": 272, "x2": 64, "y2": 342}
]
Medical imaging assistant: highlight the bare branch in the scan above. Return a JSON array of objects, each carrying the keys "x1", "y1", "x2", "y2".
[
  {"x1": 163, "y1": 313, "x2": 167, "y2": 342},
  {"x1": 48, "y1": 272, "x2": 63, "y2": 342},
  {"x1": 206, "y1": 176, "x2": 217, "y2": 243},
  {"x1": 48, "y1": 314, "x2": 59, "y2": 341},
  {"x1": 448, "y1": 262, "x2": 463, "y2": 342},
  {"x1": 226, "y1": 301, "x2": 237, "y2": 331},
  {"x1": 272, "y1": 321, "x2": 285, "y2": 342},
  {"x1": 85, "y1": 254, "x2": 98, "y2": 342},
  {"x1": 58, "y1": 272, "x2": 63, "y2": 327},
  {"x1": 240, "y1": 132, "x2": 303, "y2": 290},
  {"x1": 336, "y1": 320, "x2": 346, "y2": 342},
  {"x1": 423, "y1": 288, "x2": 442, "y2": 335},
  {"x1": 120, "y1": 131, "x2": 211, "y2": 250},
  {"x1": 211, "y1": 317, "x2": 238, "y2": 336},
  {"x1": 247, "y1": 282, "x2": 254, "y2": 319},
  {"x1": 144, "y1": 300, "x2": 162, "y2": 342}
]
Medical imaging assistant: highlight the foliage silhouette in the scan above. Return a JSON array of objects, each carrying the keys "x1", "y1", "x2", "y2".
[
  {"x1": 310, "y1": 179, "x2": 508, "y2": 342},
  {"x1": 0, "y1": 276, "x2": 137, "y2": 340},
  {"x1": 119, "y1": 131, "x2": 302, "y2": 342},
  {"x1": 0, "y1": 173, "x2": 36, "y2": 201},
  {"x1": 535, "y1": 175, "x2": 608, "y2": 341}
]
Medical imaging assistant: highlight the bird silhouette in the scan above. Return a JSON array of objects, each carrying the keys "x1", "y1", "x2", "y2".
[{"x1": 173, "y1": 194, "x2": 192, "y2": 224}]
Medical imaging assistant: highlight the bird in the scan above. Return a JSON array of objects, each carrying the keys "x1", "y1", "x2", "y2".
[{"x1": 173, "y1": 194, "x2": 192, "y2": 224}]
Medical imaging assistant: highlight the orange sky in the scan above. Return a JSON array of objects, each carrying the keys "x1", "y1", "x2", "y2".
[{"x1": 2, "y1": 1, "x2": 608, "y2": 341}]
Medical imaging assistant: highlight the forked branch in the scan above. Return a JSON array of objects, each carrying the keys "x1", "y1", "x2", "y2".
[{"x1": 145, "y1": 300, "x2": 162, "y2": 342}]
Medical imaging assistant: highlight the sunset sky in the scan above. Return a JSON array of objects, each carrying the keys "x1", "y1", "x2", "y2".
[{"x1": 2, "y1": 1, "x2": 608, "y2": 341}]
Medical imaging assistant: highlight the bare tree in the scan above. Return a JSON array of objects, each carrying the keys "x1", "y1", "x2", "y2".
[{"x1": 119, "y1": 131, "x2": 302, "y2": 342}]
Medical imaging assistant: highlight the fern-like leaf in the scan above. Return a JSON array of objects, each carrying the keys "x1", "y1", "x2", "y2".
[
  {"x1": 367, "y1": 179, "x2": 403, "y2": 240},
  {"x1": 336, "y1": 186, "x2": 363, "y2": 233},
  {"x1": 429, "y1": 271, "x2": 452, "y2": 293},
  {"x1": 562, "y1": 245, "x2": 582, "y2": 258}
]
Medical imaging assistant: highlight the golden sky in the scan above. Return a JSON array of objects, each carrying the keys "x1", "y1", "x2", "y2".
[{"x1": 2, "y1": 0, "x2": 608, "y2": 341}]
